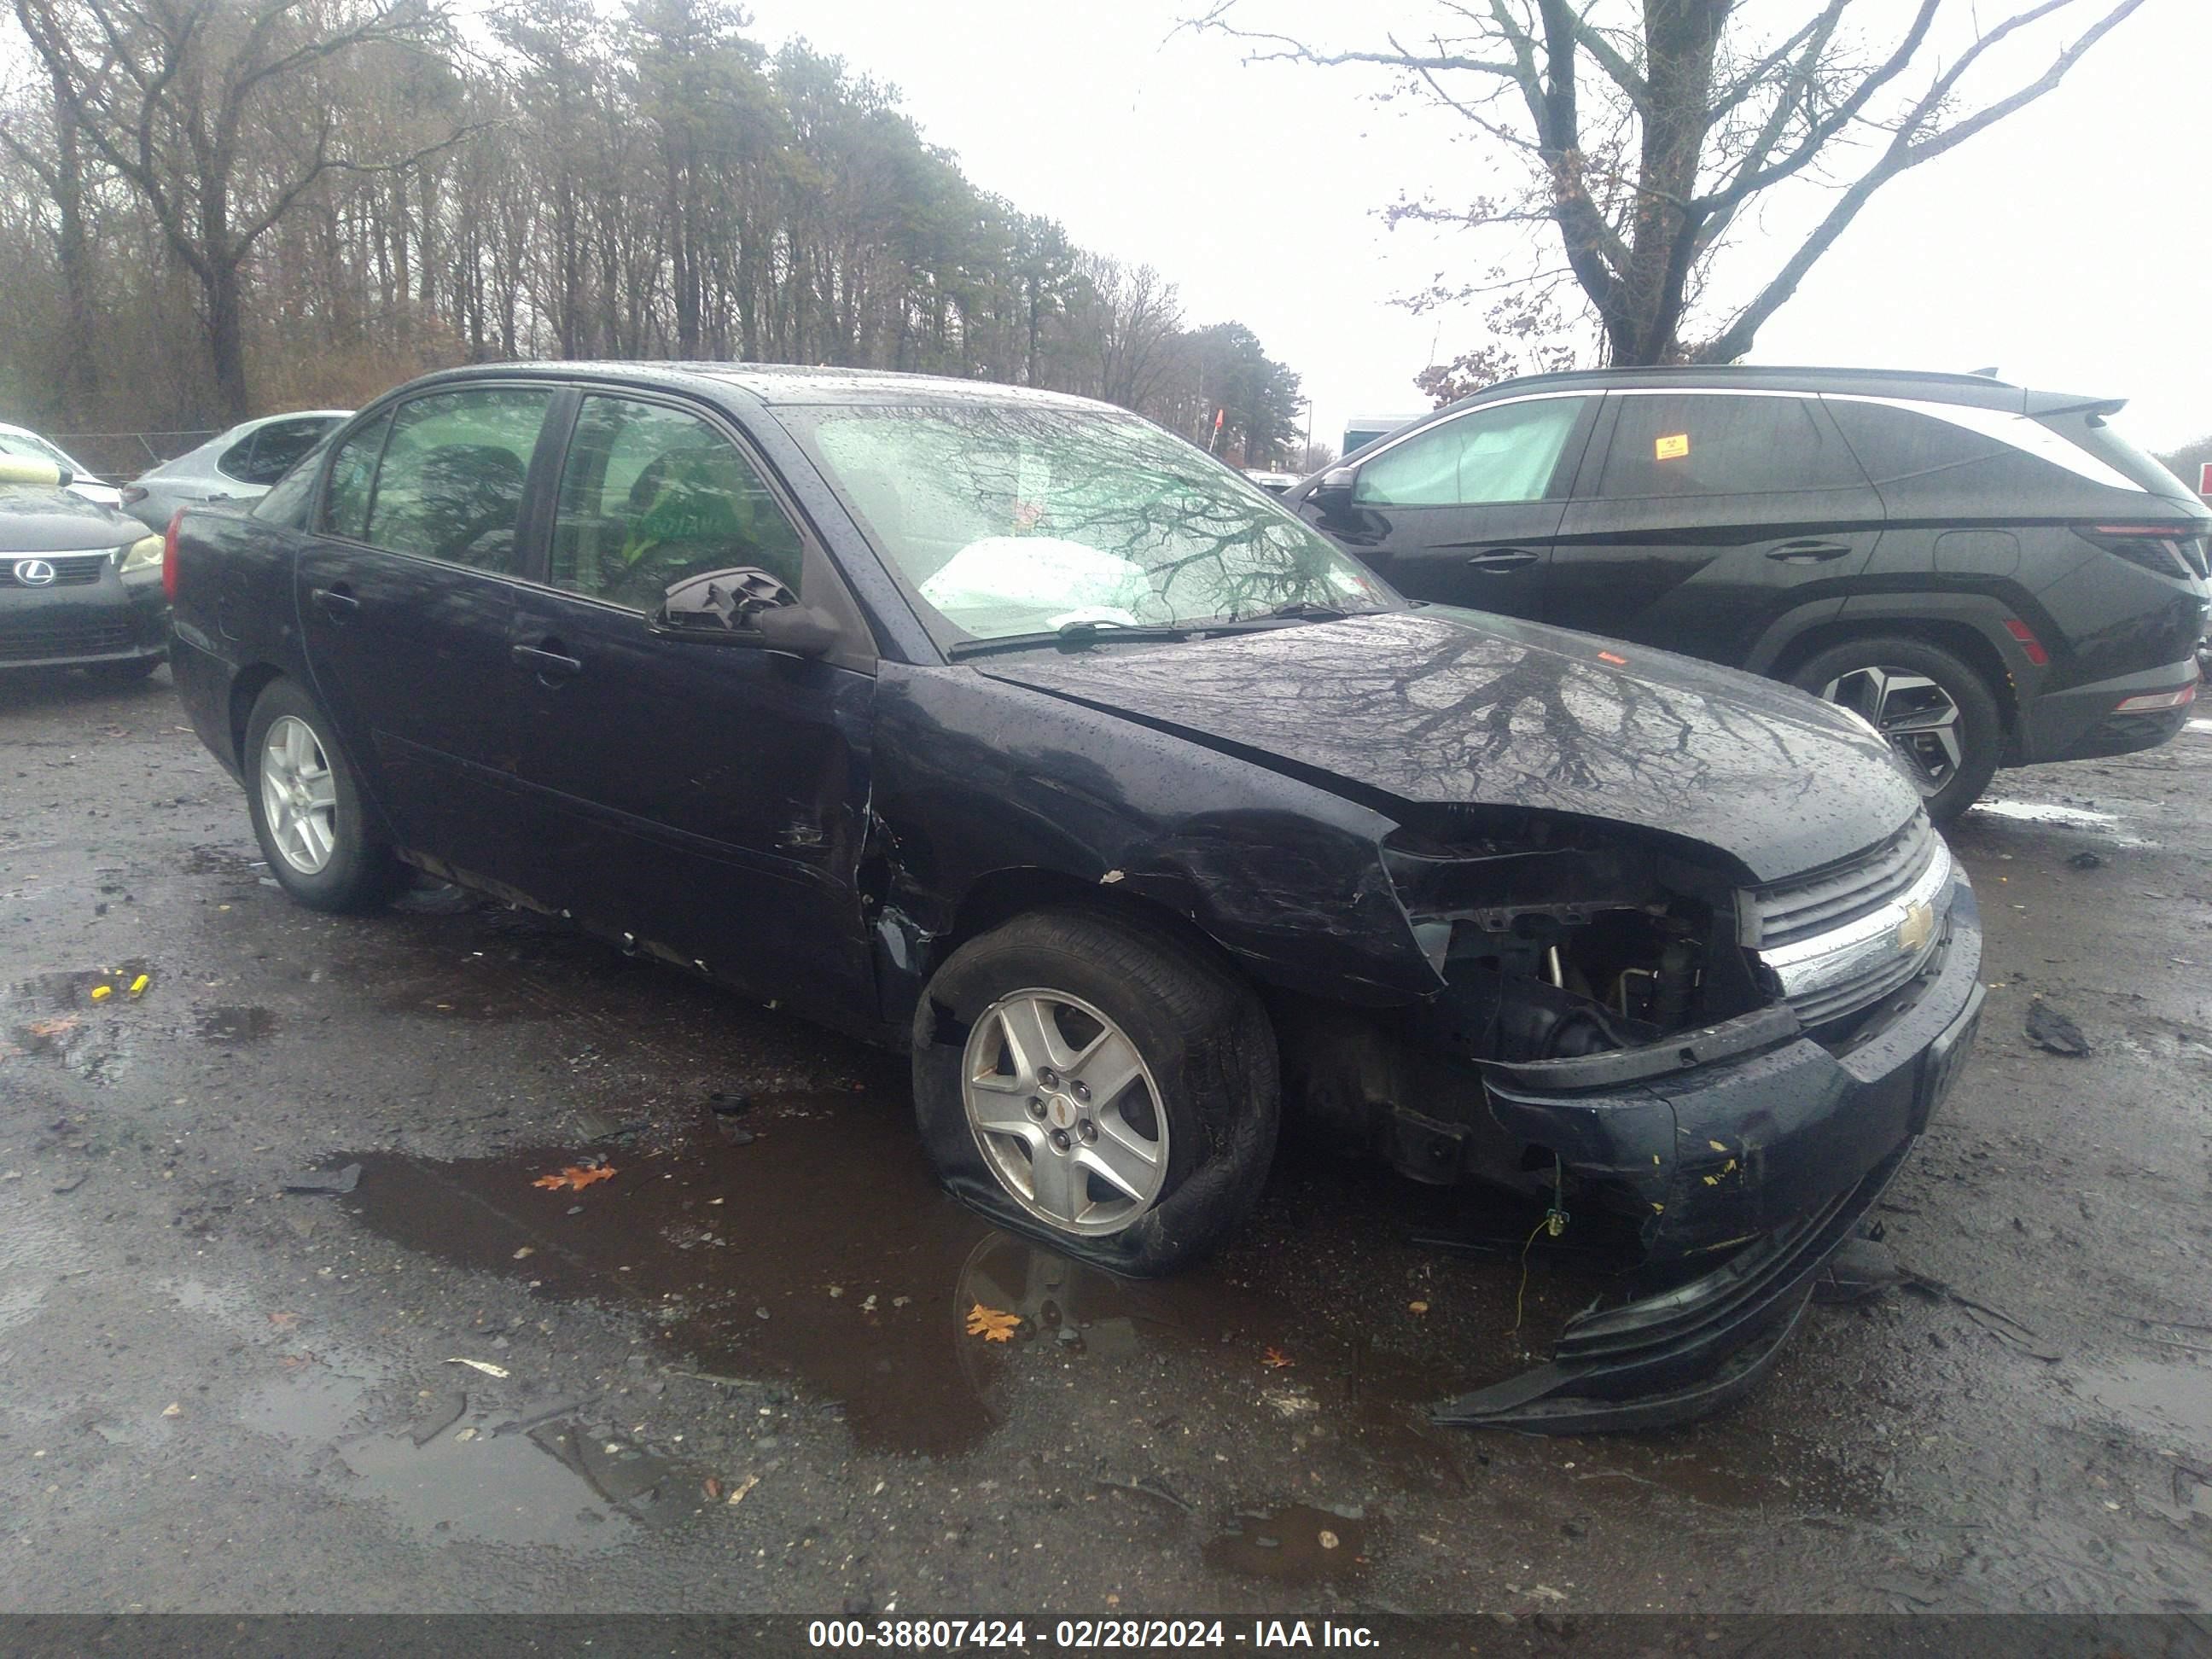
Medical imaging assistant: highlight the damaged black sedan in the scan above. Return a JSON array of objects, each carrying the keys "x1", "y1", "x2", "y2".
[{"x1": 165, "y1": 364, "x2": 1983, "y2": 1429}]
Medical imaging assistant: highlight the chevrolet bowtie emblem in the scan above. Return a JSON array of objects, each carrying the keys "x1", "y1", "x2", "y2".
[{"x1": 1897, "y1": 899, "x2": 1935, "y2": 955}]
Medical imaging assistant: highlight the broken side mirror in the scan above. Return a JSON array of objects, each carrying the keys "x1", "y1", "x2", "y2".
[{"x1": 649, "y1": 566, "x2": 839, "y2": 658}]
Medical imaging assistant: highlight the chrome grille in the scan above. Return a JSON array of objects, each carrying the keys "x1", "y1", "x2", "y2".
[
  {"x1": 0, "y1": 552, "x2": 108, "y2": 588},
  {"x1": 1752, "y1": 818, "x2": 1954, "y2": 1027},
  {"x1": 1753, "y1": 816, "x2": 1939, "y2": 948}
]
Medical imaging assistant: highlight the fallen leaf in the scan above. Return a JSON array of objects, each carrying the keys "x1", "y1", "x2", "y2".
[
  {"x1": 703, "y1": 1476, "x2": 723, "y2": 1501},
  {"x1": 1407, "y1": 1301, "x2": 1429, "y2": 1315},
  {"x1": 533, "y1": 1164, "x2": 616, "y2": 1192},
  {"x1": 512, "y1": 1246, "x2": 535, "y2": 1260},
  {"x1": 266, "y1": 1311, "x2": 300, "y2": 1330},
  {"x1": 965, "y1": 1302, "x2": 1022, "y2": 1342},
  {"x1": 1318, "y1": 1529, "x2": 1341, "y2": 1550},
  {"x1": 444, "y1": 1357, "x2": 510, "y2": 1378},
  {"x1": 160, "y1": 1403, "x2": 182, "y2": 1418},
  {"x1": 1261, "y1": 1347, "x2": 1293, "y2": 1369},
  {"x1": 725, "y1": 1473, "x2": 760, "y2": 1505},
  {"x1": 26, "y1": 1017, "x2": 80, "y2": 1039}
]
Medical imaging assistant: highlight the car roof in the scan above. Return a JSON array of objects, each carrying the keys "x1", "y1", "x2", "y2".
[
  {"x1": 1447, "y1": 363, "x2": 2091, "y2": 415},
  {"x1": 228, "y1": 410, "x2": 352, "y2": 431},
  {"x1": 398, "y1": 360, "x2": 1120, "y2": 414}
]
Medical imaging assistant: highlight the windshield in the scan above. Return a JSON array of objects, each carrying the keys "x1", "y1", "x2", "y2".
[
  {"x1": 786, "y1": 403, "x2": 1391, "y2": 644},
  {"x1": 0, "y1": 429, "x2": 90, "y2": 476}
]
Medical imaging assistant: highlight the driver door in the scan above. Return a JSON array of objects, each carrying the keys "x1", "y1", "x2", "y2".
[{"x1": 504, "y1": 392, "x2": 877, "y2": 1020}]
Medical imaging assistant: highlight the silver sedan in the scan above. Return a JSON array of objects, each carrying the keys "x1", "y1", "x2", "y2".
[{"x1": 120, "y1": 410, "x2": 350, "y2": 531}]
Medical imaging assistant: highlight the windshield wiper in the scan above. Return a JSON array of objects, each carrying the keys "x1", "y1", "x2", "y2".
[
  {"x1": 1204, "y1": 600, "x2": 1374, "y2": 632},
  {"x1": 946, "y1": 618, "x2": 1194, "y2": 660}
]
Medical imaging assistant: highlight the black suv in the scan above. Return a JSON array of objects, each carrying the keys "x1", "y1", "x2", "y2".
[{"x1": 1285, "y1": 366, "x2": 2210, "y2": 820}]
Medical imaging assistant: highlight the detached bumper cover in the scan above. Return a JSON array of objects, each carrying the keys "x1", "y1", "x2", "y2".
[{"x1": 1435, "y1": 876, "x2": 1984, "y2": 1431}]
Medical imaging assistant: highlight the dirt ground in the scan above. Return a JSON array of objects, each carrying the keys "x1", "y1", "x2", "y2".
[{"x1": 1, "y1": 663, "x2": 2207, "y2": 1619}]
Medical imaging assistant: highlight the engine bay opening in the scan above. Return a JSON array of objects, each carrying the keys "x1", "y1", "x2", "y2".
[{"x1": 1384, "y1": 813, "x2": 1770, "y2": 1065}]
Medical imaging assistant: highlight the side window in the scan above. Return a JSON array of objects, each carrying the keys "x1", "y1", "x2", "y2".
[
  {"x1": 216, "y1": 431, "x2": 259, "y2": 483},
  {"x1": 1597, "y1": 394, "x2": 1865, "y2": 498},
  {"x1": 1353, "y1": 397, "x2": 1591, "y2": 507},
  {"x1": 320, "y1": 412, "x2": 391, "y2": 540},
  {"x1": 361, "y1": 387, "x2": 554, "y2": 573},
  {"x1": 550, "y1": 396, "x2": 806, "y2": 612},
  {"x1": 238, "y1": 418, "x2": 330, "y2": 486},
  {"x1": 252, "y1": 429, "x2": 338, "y2": 527},
  {"x1": 1823, "y1": 400, "x2": 2008, "y2": 484}
]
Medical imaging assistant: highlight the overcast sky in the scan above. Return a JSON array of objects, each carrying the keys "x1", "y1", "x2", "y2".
[{"x1": 738, "y1": 0, "x2": 2210, "y2": 457}]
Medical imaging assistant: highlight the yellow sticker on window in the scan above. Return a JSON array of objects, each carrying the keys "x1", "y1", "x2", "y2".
[{"x1": 1655, "y1": 433, "x2": 1690, "y2": 460}]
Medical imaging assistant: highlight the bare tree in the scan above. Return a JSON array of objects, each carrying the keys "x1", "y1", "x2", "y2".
[
  {"x1": 14, "y1": 0, "x2": 477, "y2": 416},
  {"x1": 1189, "y1": 0, "x2": 2149, "y2": 366}
]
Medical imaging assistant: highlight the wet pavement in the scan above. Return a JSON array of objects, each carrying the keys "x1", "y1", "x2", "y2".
[{"x1": 1, "y1": 661, "x2": 2209, "y2": 1615}]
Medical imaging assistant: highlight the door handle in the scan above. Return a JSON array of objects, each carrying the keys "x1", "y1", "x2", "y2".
[
  {"x1": 511, "y1": 642, "x2": 583, "y2": 681},
  {"x1": 1466, "y1": 547, "x2": 1540, "y2": 571},
  {"x1": 1766, "y1": 540, "x2": 1853, "y2": 564},
  {"x1": 310, "y1": 585, "x2": 359, "y2": 621}
]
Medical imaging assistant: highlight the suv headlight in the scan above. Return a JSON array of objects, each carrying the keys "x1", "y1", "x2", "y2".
[{"x1": 117, "y1": 534, "x2": 162, "y2": 573}]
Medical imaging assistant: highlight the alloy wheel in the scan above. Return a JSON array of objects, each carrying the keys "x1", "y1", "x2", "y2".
[
  {"x1": 259, "y1": 714, "x2": 339, "y2": 874},
  {"x1": 960, "y1": 988, "x2": 1168, "y2": 1237},
  {"x1": 1819, "y1": 665, "x2": 1964, "y2": 797}
]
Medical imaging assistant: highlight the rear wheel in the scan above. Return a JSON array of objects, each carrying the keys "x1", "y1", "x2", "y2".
[
  {"x1": 243, "y1": 678, "x2": 406, "y2": 912},
  {"x1": 1789, "y1": 636, "x2": 2002, "y2": 823},
  {"x1": 912, "y1": 906, "x2": 1278, "y2": 1276}
]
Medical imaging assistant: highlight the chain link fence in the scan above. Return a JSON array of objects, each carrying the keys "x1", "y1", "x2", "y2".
[{"x1": 47, "y1": 429, "x2": 221, "y2": 480}]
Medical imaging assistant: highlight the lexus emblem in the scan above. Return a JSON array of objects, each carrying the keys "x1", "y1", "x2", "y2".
[
  {"x1": 1896, "y1": 899, "x2": 1934, "y2": 955},
  {"x1": 12, "y1": 558, "x2": 56, "y2": 586}
]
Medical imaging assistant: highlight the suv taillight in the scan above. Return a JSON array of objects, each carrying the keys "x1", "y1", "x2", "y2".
[
  {"x1": 2079, "y1": 522, "x2": 2209, "y2": 580},
  {"x1": 161, "y1": 509, "x2": 182, "y2": 602}
]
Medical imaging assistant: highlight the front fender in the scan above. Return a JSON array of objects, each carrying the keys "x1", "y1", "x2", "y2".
[{"x1": 872, "y1": 664, "x2": 1437, "y2": 1012}]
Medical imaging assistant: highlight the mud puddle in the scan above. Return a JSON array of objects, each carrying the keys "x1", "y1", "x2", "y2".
[
  {"x1": 1204, "y1": 1505, "x2": 1368, "y2": 1583},
  {"x1": 334, "y1": 1098, "x2": 1889, "y2": 1517},
  {"x1": 337, "y1": 1414, "x2": 690, "y2": 1549},
  {"x1": 2074, "y1": 1355, "x2": 2212, "y2": 1447},
  {"x1": 5, "y1": 960, "x2": 154, "y2": 1081},
  {"x1": 195, "y1": 1004, "x2": 277, "y2": 1044}
]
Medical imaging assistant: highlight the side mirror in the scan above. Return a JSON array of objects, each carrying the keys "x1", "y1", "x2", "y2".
[
  {"x1": 752, "y1": 602, "x2": 840, "y2": 657},
  {"x1": 649, "y1": 565, "x2": 839, "y2": 658},
  {"x1": 1310, "y1": 466, "x2": 1358, "y2": 512}
]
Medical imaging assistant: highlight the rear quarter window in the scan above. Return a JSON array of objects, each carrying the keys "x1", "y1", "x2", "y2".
[
  {"x1": 1823, "y1": 400, "x2": 2009, "y2": 483},
  {"x1": 2037, "y1": 410, "x2": 2196, "y2": 498}
]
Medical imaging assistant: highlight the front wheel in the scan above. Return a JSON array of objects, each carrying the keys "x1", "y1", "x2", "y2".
[
  {"x1": 243, "y1": 678, "x2": 407, "y2": 912},
  {"x1": 1789, "y1": 636, "x2": 2003, "y2": 824},
  {"x1": 912, "y1": 907, "x2": 1279, "y2": 1276}
]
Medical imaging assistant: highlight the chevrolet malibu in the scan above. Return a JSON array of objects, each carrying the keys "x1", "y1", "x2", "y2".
[{"x1": 165, "y1": 364, "x2": 1983, "y2": 1429}]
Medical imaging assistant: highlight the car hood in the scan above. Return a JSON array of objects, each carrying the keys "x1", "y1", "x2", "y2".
[
  {"x1": 0, "y1": 486, "x2": 145, "y2": 551},
  {"x1": 971, "y1": 608, "x2": 1922, "y2": 883}
]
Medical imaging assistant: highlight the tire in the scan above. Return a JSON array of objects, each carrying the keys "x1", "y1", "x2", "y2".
[
  {"x1": 87, "y1": 654, "x2": 161, "y2": 684},
  {"x1": 1788, "y1": 636, "x2": 2003, "y2": 824},
  {"x1": 912, "y1": 905, "x2": 1279, "y2": 1276},
  {"x1": 243, "y1": 678, "x2": 407, "y2": 913}
]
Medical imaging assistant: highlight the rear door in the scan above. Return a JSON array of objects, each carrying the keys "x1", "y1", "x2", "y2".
[
  {"x1": 294, "y1": 384, "x2": 559, "y2": 883},
  {"x1": 504, "y1": 391, "x2": 878, "y2": 1018},
  {"x1": 1301, "y1": 394, "x2": 1597, "y2": 621},
  {"x1": 1548, "y1": 391, "x2": 1883, "y2": 666}
]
